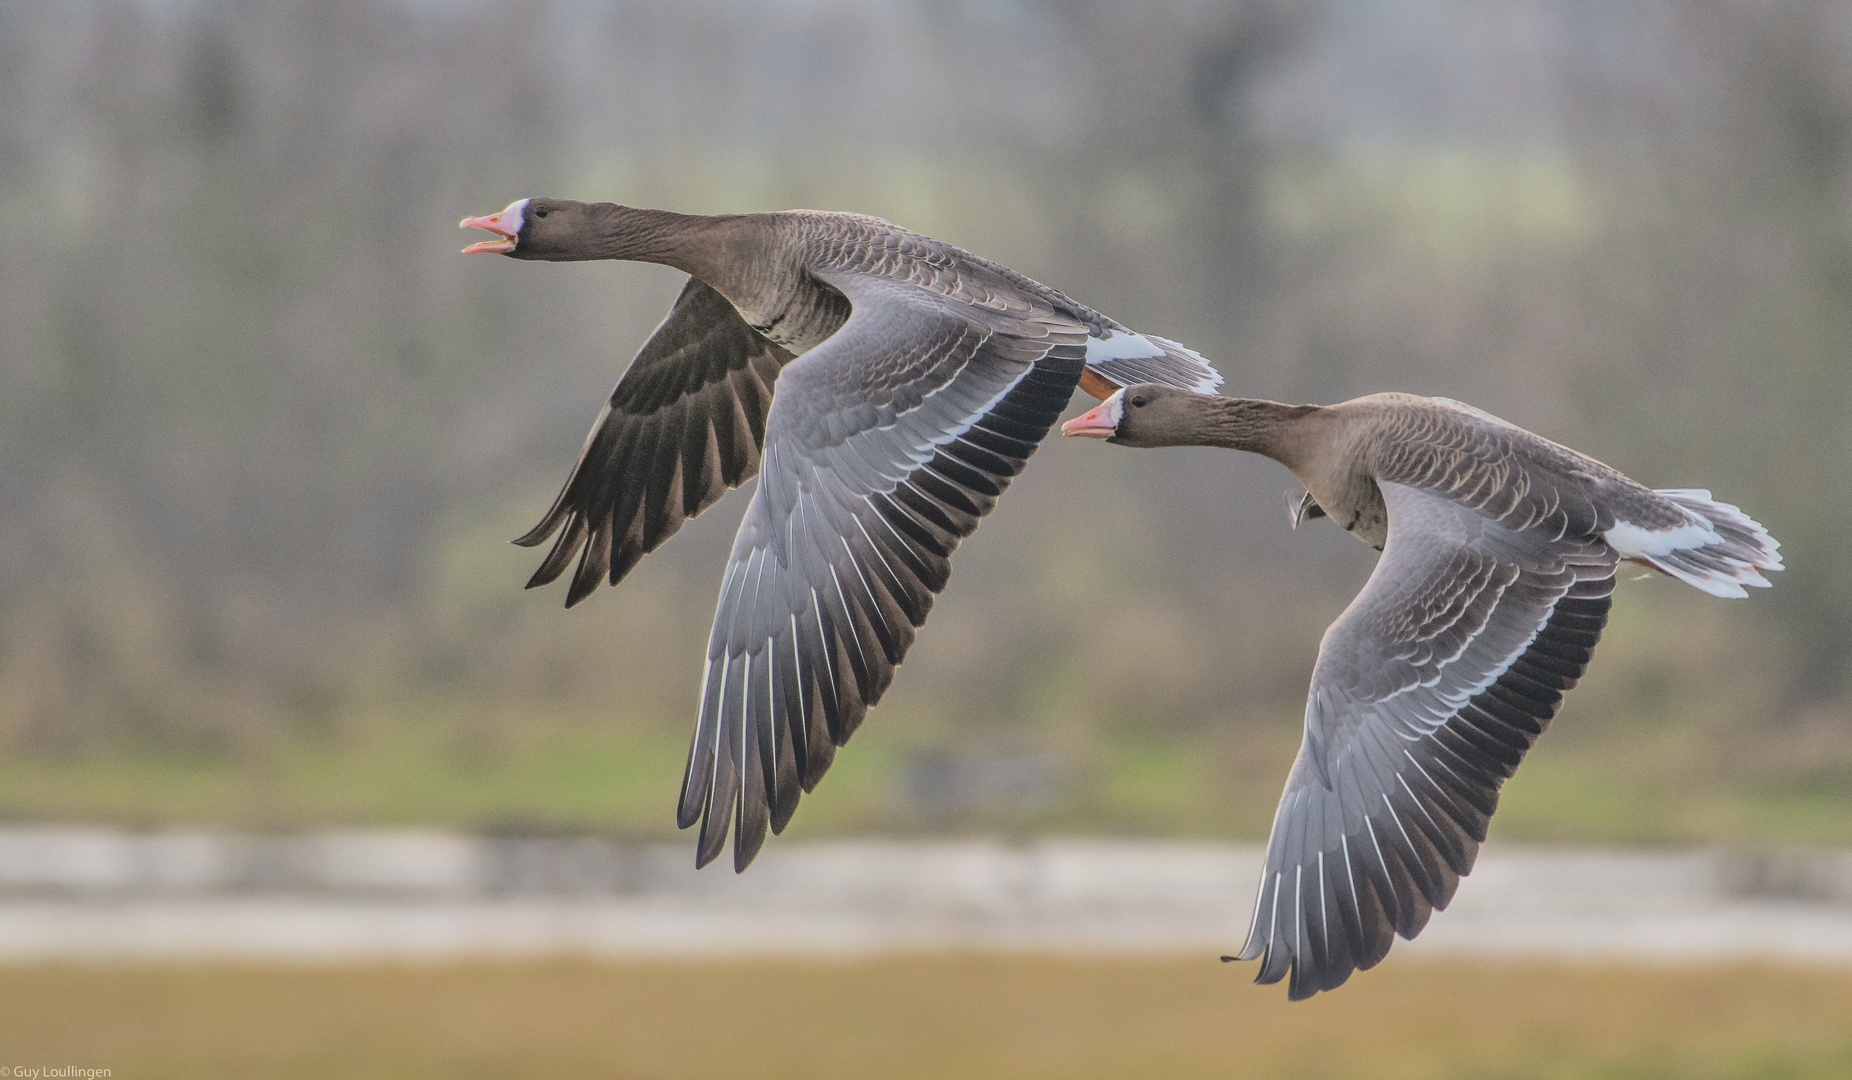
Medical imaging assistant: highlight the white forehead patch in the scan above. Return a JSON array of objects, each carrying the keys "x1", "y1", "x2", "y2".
[
  {"x1": 1101, "y1": 387, "x2": 1126, "y2": 427},
  {"x1": 499, "y1": 197, "x2": 529, "y2": 236}
]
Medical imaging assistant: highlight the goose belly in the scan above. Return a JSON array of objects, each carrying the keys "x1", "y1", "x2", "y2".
[{"x1": 1311, "y1": 476, "x2": 1389, "y2": 551}]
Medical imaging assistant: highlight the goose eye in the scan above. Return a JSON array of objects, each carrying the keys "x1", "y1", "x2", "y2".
[
  {"x1": 1130, "y1": 395, "x2": 1148, "y2": 408},
  {"x1": 533, "y1": 205, "x2": 548, "y2": 218}
]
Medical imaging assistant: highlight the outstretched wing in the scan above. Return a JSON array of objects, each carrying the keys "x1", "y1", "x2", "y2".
[
  {"x1": 1235, "y1": 481, "x2": 1617, "y2": 999},
  {"x1": 678, "y1": 275, "x2": 1089, "y2": 871},
  {"x1": 516, "y1": 277, "x2": 797, "y2": 606}
]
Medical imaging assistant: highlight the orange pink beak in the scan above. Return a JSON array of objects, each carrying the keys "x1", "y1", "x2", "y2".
[
  {"x1": 1062, "y1": 390, "x2": 1124, "y2": 439},
  {"x1": 459, "y1": 198, "x2": 528, "y2": 254}
]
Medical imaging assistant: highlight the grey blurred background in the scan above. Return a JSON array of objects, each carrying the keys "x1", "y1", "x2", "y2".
[{"x1": 2, "y1": 0, "x2": 1849, "y2": 850}]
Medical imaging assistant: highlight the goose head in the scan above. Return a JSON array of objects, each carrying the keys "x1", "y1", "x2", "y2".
[
  {"x1": 1061, "y1": 383, "x2": 1205, "y2": 447},
  {"x1": 461, "y1": 198, "x2": 615, "y2": 260}
]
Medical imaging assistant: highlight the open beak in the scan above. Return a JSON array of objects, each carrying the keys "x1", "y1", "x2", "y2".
[
  {"x1": 1062, "y1": 394, "x2": 1122, "y2": 439},
  {"x1": 459, "y1": 199, "x2": 527, "y2": 254}
]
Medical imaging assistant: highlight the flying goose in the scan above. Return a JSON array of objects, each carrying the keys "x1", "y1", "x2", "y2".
[
  {"x1": 1063, "y1": 385, "x2": 1781, "y2": 999},
  {"x1": 461, "y1": 199, "x2": 1222, "y2": 871}
]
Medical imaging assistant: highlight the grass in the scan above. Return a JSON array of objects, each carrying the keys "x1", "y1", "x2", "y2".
[
  {"x1": 0, "y1": 717, "x2": 694, "y2": 837},
  {"x1": 2, "y1": 957, "x2": 1850, "y2": 1078},
  {"x1": 8, "y1": 701, "x2": 1852, "y2": 850},
  {"x1": 3, "y1": 580, "x2": 1848, "y2": 847}
]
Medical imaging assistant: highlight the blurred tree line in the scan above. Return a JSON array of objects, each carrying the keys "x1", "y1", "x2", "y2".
[{"x1": 0, "y1": 0, "x2": 1847, "y2": 839}]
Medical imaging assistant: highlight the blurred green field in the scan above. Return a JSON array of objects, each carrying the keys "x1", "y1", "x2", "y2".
[
  {"x1": 4, "y1": 584, "x2": 1849, "y2": 849},
  {"x1": 4, "y1": 957, "x2": 1850, "y2": 1079}
]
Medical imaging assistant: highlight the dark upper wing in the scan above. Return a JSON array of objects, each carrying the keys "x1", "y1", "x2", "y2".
[
  {"x1": 516, "y1": 277, "x2": 796, "y2": 606},
  {"x1": 677, "y1": 275, "x2": 1089, "y2": 871},
  {"x1": 1235, "y1": 481, "x2": 1617, "y2": 999}
]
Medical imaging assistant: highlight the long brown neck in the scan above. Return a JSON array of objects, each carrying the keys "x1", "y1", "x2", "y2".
[
  {"x1": 1187, "y1": 397, "x2": 1318, "y2": 466},
  {"x1": 579, "y1": 205, "x2": 785, "y2": 305},
  {"x1": 576, "y1": 205, "x2": 720, "y2": 265}
]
